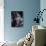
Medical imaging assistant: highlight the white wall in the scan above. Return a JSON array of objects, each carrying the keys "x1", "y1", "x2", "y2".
[{"x1": 0, "y1": 0, "x2": 4, "y2": 42}]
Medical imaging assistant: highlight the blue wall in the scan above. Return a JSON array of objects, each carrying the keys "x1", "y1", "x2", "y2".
[
  {"x1": 40, "y1": 0, "x2": 46, "y2": 44},
  {"x1": 4, "y1": 0, "x2": 40, "y2": 42}
]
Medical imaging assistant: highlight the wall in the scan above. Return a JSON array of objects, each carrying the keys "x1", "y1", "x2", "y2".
[
  {"x1": 40, "y1": 0, "x2": 46, "y2": 26},
  {"x1": 0, "y1": 0, "x2": 4, "y2": 42},
  {"x1": 4, "y1": 0, "x2": 40, "y2": 42},
  {"x1": 40, "y1": 0, "x2": 46, "y2": 45}
]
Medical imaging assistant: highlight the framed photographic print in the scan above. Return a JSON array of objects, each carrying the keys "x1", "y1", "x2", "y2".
[{"x1": 11, "y1": 11, "x2": 24, "y2": 27}]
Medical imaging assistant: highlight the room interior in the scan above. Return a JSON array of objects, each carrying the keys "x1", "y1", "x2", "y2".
[{"x1": 0, "y1": 0, "x2": 46, "y2": 46}]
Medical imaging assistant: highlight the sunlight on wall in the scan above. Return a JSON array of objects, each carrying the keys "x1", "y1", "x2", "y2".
[
  {"x1": 0, "y1": 0, "x2": 4, "y2": 42},
  {"x1": 0, "y1": 7, "x2": 4, "y2": 42}
]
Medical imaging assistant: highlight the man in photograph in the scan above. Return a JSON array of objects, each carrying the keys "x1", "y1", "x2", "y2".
[{"x1": 11, "y1": 11, "x2": 23, "y2": 27}]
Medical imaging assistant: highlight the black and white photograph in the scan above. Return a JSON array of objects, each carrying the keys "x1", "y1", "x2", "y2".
[{"x1": 11, "y1": 11, "x2": 23, "y2": 27}]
